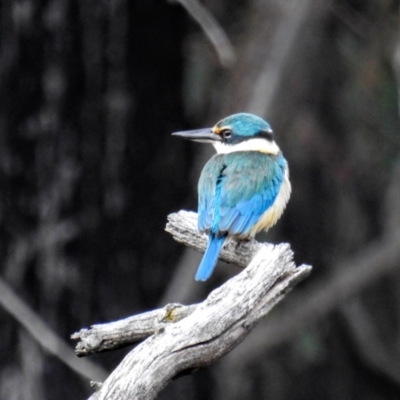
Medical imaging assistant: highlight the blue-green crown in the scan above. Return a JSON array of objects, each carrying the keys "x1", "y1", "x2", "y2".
[{"x1": 214, "y1": 113, "x2": 273, "y2": 140}]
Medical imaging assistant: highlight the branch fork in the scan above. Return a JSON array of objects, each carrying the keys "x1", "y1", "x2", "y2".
[{"x1": 72, "y1": 210, "x2": 311, "y2": 400}]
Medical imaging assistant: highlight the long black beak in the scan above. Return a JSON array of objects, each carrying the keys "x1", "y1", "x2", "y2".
[{"x1": 172, "y1": 128, "x2": 221, "y2": 143}]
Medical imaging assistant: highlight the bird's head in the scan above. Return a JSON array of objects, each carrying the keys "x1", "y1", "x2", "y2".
[{"x1": 172, "y1": 113, "x2": 280, "y2": 155}]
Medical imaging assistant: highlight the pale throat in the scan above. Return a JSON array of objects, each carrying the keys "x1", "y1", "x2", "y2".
[{"x1": 212, "y1": 137, "x2": 280, "y2": 155}]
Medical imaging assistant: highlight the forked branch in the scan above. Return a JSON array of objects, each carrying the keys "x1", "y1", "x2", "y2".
[{"x1": 72, "y1": 210, "x2": 311, "y2": 400}]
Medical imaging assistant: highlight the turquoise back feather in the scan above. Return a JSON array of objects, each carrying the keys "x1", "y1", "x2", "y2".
[{"x1": 198, "y1": 151, "x2": 286, "y2": 238}]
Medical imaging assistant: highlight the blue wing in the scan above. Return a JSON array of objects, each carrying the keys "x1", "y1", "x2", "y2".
[{"x1": 198, "y1": 152, "x2": 286, "y2": 237}]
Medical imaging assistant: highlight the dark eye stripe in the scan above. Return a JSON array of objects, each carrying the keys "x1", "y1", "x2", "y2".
[
  {"x1": 257, "y1": 129, "x2": 273, "y2": 141},
  {"x1": 222, "y1": 128, "x2": 274, "y2": 144}
]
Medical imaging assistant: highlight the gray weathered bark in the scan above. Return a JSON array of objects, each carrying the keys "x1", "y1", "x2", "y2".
[{"x1": 73, "y1": 211, "x2": 311, "y2": 400}]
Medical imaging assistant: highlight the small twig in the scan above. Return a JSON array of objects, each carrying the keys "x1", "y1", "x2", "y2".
[
  {"x1": 170, "y1": 0, "x2": 235, "y2": 67},
  {"x1": 72, "y1": 303, "x2": 198, "y2": 356}
]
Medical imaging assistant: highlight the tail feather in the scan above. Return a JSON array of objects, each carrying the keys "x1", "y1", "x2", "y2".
[{"x1": 195, "y1": 234, "x2": 226, "y2": 281}]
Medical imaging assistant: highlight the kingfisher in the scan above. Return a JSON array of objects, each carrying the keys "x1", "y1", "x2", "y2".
[{"x1": 172, "y1": 113, "x2": 291, "y2": 281}]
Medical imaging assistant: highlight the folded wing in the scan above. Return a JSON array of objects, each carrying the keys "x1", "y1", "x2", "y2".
[{"x1": 198, "y1": 152, "x2": 286, "y2": 238}]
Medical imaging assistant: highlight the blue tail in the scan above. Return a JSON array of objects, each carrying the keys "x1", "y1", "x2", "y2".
[{"x1": 195, "y1": 234, "x2": 226, "y2": 281}]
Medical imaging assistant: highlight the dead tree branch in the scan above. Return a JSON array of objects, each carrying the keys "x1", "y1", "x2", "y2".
[
  {"x1": 72, "y1": 210, "x2": 311, "y2": 399},
  {"x1": 73, "y1": 303, "x2": 198, "y2": 356}
]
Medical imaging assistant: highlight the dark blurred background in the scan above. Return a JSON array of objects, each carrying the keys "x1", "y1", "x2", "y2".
[{"x1": 1, "y1": 0, "x2": 400, "y2": 399}]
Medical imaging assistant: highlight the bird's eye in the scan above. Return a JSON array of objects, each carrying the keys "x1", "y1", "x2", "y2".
[{"x1": 221, "y1": 129, "x2": 232, "y2": 140}]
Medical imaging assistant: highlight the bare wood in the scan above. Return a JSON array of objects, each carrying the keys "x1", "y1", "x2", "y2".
[
  {"x1": 72, "y1": 303, "x2": 198, "y2": 356},
  {"x1": 165, "y1": 210, "x2": 267, "y2": 267},
  {"x1": 88, "y1": 250, "x2": 309, "y2": 399},
  {"x1": 72, "y1": 210, "x2": 311, "y2": 399},
  {"x1": 73, "y1": 210, "x2": 268, "y2": 356}
]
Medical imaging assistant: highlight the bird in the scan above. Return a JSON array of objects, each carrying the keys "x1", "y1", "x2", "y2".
[{"x1": 172, "y1": 113, "x2": 291, "y2": 281}]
